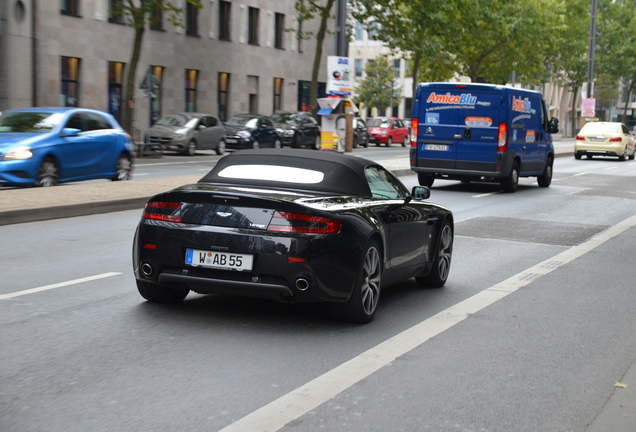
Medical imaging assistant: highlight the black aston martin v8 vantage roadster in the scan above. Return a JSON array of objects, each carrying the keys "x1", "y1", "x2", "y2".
[{"x1": 133, "y1": 149, "x2": 453, "y2": 323}]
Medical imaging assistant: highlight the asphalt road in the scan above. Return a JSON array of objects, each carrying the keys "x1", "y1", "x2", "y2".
[{"x1": 2, "y1": 150, "x2": 636, "y2": 432}]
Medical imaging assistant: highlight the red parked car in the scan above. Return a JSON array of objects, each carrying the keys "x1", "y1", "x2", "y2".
[{"x1": 367, "y1": 117, "x2": 410, "y2": 147}]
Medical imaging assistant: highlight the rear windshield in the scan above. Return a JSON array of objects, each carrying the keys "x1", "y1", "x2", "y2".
[
  {"x1": 367, "y1": 118, "x2": 391, "y2": 128},
  {"x1": 0, "y1": 112, "x2": 65, "y2": 133},
  {"x1": 217, "y1": 165, "x2": 325, "y2": 184},
  {"x1": 580, "y1": 123, "x2": 620, "y2": 134}
]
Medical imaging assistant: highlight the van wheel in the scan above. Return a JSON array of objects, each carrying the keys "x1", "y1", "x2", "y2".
[
  {"x1": 502, "y1": 160, "x2": 519, "y2": 193},
  {"x1": 537, "y1": 156, "x2": 553, "y2": 187},
  {"x1": 418, "y1": 173, "x2": 435, "y2": 187}
]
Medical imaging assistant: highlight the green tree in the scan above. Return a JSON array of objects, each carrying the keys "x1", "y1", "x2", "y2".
[
  {"x1": 294, "y1": 0, "x2": 336, "y2": 112},
  {"x1": 354, "y1": 56, "x2": 402, "y2": 113},
  {"x1": 351, "y1": 0, "x2": 460, "y2": 100},
  {"x1": 596, "y1": 0, "x2": 636, "y2": 123},
  {"x1": 111, "y1": 0, "x2": 202, "y2": 135},
  {"x1": 551, "y1": 0, "x2": 588, "y2": 135}
]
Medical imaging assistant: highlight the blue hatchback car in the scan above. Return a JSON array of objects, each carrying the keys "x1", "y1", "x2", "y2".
[{"x1": 0, "y1": 107, "x2": 134, "y2": 187}]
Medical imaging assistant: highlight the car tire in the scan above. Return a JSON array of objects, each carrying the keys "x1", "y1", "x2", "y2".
[
  {"x1": 375, "y1": 141, "x2": 380, "y2": 147},
  {"x1": 328, "y1": 239, "x2": 381, "y2": 324},
  {"x1": 619, "y1": 148, "x2": 627, "y2": 161},
  {"x1": 402, "y1": 137, "x2": 408, "y2": 147},
  {"x1": 417, "y1": 173, "x2": 435, "y2": 188},
  {"x1": 631, "y1": 150, "x2": 636, "y2": 160},
  {"x1": 537, "y1": 156, "x2": 553, "y2": 188},
  {"x1": 185, "y1": 139, "x2": 197, "y2": 156},
  {"x1": 363, "y1": 137, "x2": 369, "y2": 148},
  {"x1": 501, "y1": 160, "x2": 519, "y2": 193},
  {"x1": 274, "y1": 139, "x2": 282, "y2": 149},
  {"x1": 313, "y1": 135, "x2": 321, "y2": 150},
  {"x1": 415, "y1": 221, "x2": 453, "y2": 288},
  {"x1": 386, "y1": 137, "x2": 392, "y2": 147},
  {"x1": 575, "y1": 152, "x2": 582, "y2": 160},
  {"x1": 136, "y1": 280, "x2": 189, "y2": 303},
  {"x1": 292, "y1": 134, "x2": 301, "y2": 148},
  {"x1": 36, "y1": 157, "x2": 58, "y2": 187},
  {"x1": 215, "y1": 139, "x2": 226, "y2": 156},
  {"x1": 112, "y1": 153, "x2": 132, "y2": 181},
  {"x1": 252, "y1": 139, "x2": 260, "y2": 149},
  {"x1": 353, "y1": 137, "x2": 359, "y2": 149}
]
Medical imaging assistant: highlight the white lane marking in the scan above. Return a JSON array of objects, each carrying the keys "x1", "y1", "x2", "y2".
[
  {"x1": 0, "y1": 273, "x2": 122, "y2": 301},
  {"x1": 472, "y1": 192, "x2": 499, "y2": 198},
  {"x1": 217, "y1": 213, "x2": 636, "y2": 432},
  {"x1": 133, "y1": 173, "x2": 150, "y2": 176},
  {"x1": 573, "y1": 172, "x2": 591, "y2": 177},
  {"x1": 604, "y1": 166, "x2": 618, "y2": 171},
  {"x1": 630, "y1": 162, "x2": 636, "y2": 166}
]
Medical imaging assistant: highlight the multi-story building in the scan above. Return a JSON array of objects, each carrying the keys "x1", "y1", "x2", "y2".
[{"x1": 0, "y1": 0, "x2": 336, "y2": 140}]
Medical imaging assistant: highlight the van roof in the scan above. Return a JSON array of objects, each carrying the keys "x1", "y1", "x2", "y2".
[{"x1": 418, "y1": 82, "x2": 541, "y2": 96}]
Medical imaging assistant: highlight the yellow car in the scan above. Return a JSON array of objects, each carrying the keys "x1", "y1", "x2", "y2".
[{"x1": 575, "y1": 121, "x2": 636, "y2": 160}]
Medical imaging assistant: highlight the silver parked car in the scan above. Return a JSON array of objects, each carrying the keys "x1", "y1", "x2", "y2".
[{"x1": 145, "y1": 113, "x2": 226, "y2": 156}]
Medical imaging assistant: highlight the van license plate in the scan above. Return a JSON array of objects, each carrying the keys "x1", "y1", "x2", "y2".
[
  {"x1": 424, "y1": 144, "x2": 448, "y2": 151},
  {"x1": 185, "y1": 249, "x2": 254, "y2": 271}
]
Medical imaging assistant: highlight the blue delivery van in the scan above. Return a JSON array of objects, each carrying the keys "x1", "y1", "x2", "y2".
[{"x1": 409, "y1": 83, "x2": 559, "y2": 192}]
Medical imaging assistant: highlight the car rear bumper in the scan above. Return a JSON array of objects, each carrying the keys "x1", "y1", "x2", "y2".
[
  {"x1": 575, "y1": 142, "x2": 627, "y2": 156},
  {"x1": 158, "y1": 273, "x2": 294, "y2": 299}
]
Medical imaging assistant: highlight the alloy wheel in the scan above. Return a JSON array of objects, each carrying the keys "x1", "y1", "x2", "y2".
[
  {"x1": 37, "y1": 159, "x2": 58, "y2": 187},
  {"x1": 115, "y1": 155, "x2": 132, "y2": 181},
  {"x1": 361, "y1": 246, "x2": 381, "y2": 315},
  {"x1": 437, "y1": 225, "x2": 453, "y2": 282}
]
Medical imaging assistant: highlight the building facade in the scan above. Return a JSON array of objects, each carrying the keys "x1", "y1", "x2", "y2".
[{"x1": 0, "y1": 0, "x2": 336, "y2": 140}]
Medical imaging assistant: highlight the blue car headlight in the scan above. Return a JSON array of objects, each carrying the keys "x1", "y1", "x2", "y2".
[{"x1": 3, "y1": 147, "x2": 33, "y2": 161}]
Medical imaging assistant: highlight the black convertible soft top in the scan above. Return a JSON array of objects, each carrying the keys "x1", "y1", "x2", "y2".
[{"x1": 199, "y1": 149, "x2": 383, "y2": 196}]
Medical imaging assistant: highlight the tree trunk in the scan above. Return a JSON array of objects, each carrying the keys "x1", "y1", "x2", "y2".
[
  {"x1": 571, "y1": 86, "x2": 579, "y2": 137},
  {"x1": 411, "y1": 51, "x2": 421, "y2": 104},
  {"x1": 309, "y1": 0, "x2": 335, "y2": 112},
  {"x1": 122, "y1": 25, "x2": 145, "y2": 136},
  {"x1": 622, "y1": 79, "x2": 634, "y2": 124}
]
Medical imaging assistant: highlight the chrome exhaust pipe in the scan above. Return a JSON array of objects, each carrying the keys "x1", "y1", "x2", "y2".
[
  {"x1": 295, "y1": 278, "x2": 309, "y2": 291},
  {"x1": 141, "y1": 263, "x2": 153, "y2": 276}
]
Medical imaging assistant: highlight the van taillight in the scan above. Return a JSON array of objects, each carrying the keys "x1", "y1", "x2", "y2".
[
  {"x1": 142, "y1": 202, "x2": 182, "y2": 222},
  {"x1": 498, "y1": 122, "x2": 508, "y2": 152},
  {"x1": 267, "y1": 211, "x2": 341, "y2": 234},
  {"x1": 411, "y1": 118, "x2": 419, "y2": 147}
]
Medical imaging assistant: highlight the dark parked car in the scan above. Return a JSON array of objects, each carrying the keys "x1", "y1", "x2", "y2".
[
  {"x1": 133, "y1": 149, "x2": 454, "y2": 323},
  {"x1": 271, "y1": 112, "x2": 321, "y2": 150},
  {"x1": 145, "y1": 113, "x2": 226, "y2": 156},
  {"x1": 0, "y1": 107, "x2": 133, "y2": 187},
  {"x1": 367, "y1": 117, "x2": 410, "y2": 147},
  {"x1": 352, "y1": 118, "x2": 370, "y2": 148},
  {"x1": 224, "y1": 114, "x2": 282, "y2": 150}
]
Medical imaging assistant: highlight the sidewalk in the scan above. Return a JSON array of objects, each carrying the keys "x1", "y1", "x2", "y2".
[{"x1": 0, "y1": 144, "x2": 573, "y2": 227}]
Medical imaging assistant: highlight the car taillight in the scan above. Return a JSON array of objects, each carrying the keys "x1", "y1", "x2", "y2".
[
  {"x1": 575, "y1": 136, "x2": 585, "y2": 140},
  {"x1": 267, "y1": 211, "x2": 341, "y2": 234},
  {"x1": 609, "y1": 137, "x2": 622, "y2": 142},
  {"x1": 498, "y1": 122, "x2": 508, "y2": 152},
  {"x1": 142, "y1": 202, "x2": 182, "y2": 222},
  {"x1": 411, "y1": 118, "x2": 418, "y2": 147}
]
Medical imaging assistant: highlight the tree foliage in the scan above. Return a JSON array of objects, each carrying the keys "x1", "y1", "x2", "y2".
[
  {"x1": 354, "y1": 56, "x2": 402, "y2": 111},
  {"x1": 113, "y1": 0, "x2": 202, "y2": 135}
]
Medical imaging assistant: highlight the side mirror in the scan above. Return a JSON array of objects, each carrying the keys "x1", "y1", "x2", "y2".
[
  {"x1": 61, "y1": 128, "x2": 81, "y2": 137},
  {"x1": 549, "y1": 117, "x2": 559, "y2": 134},
  {"x1": 412, "y1": 186, "x2": 430, "y2": 200}
]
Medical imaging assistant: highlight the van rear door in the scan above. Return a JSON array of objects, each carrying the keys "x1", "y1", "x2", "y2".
[
  {"x1": 416, "y1": 88, "x2": 462, "y2": 169},
  {"x1": 456, "y1": 90, "x2": 502, "y2": 172}
]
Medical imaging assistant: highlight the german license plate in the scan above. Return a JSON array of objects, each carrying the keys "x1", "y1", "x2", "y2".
[
  {"x1": 424, "y1": 144, "x2": 448, "y2": 151},
  {"x1": 225, "y1": 138, "x2": 238, "y2": 144},
  {"x1": 589, "y1": 137, "x2": 606, "y2": 142},
  {"x1": 185, "y1": 249, "x2": 253, "y2": 271}
]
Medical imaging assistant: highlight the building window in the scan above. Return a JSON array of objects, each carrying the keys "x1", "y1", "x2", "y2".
[
  {"x1": 219, "y1": 0, "x2": 231, "y2": 41},
  {"x1": 186, "y1": 2, "x2": 198, "y2": 35},
  {"x1": 248, "y1": 7, "x2": 259, "y2": 45},
  {"x1": 60, "y1": 0, "x2": 80, "y2": 16},
  {"x1": 393, "y1": 59, "x2": 400, "y2": 78},
  {"x1": 355, "y1": 59, "x2": 363, "y2": 78},
  {"x1": 108, "y1": 62, "x2": 125, "y2": 121},
  {"x1": 185, "y1": 69, "x2": 198, "y2": 112},
  {"x1": 368, "y1": 21, "x2": 377, "y2": 40},
  {"x1": 355, "y1": 21, "x2": 364, "y2": 40},
  {"x1": 218, "y1": 72, "x2": 230, "y2": 122},
  {"x1": 275, "y1": 13, "x2": 285, "y2": 49},
  {"x1": 297, "y1": 80, "x2": 326, "y2": 112},
  {"x1": 108, "y1": 0, "x2": 123, "y2": 24},
  {"x1": 61, "y1": 57, "x2": 80, "y2": 107},
  {"x1": 405, "y1": 59, "x2": 410, "y2": 77},
  {"x1": 273, "y1": 78, "x2": 283, "y2": 112},
  {"x1": 405, "y1": 98, "x2": 413, "y2": 119},
  {"x1": 149, "y1": 66, "x2": 163, "y2": 125},
  {"x1": 150, "y1": 7, "x2": 163, "y2": 30},
  {"x1": 248, "y1": 75, "x2": 259, "y2": 114},
  {"x1": 297, "y1": 19, "x2": 303, "y2": 53}
]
